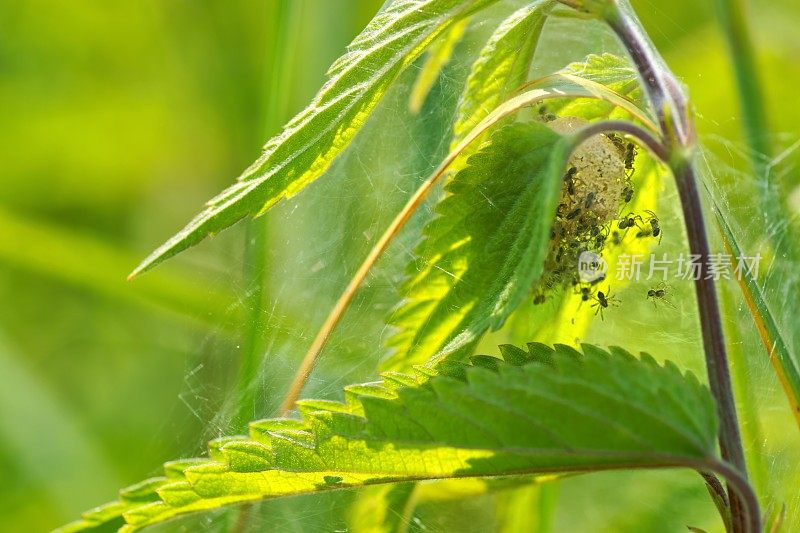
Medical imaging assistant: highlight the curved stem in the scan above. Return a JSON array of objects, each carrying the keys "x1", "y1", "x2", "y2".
[
  {"x1": 568, "y1": 119, "x2": 668, "y2": 162},
  {"x1": 279, "y1": 91, "x2": 529, "y2": 413},
  {"x1": 596, "y1": 0, "x2": 757, "y2": 531},
  {"x1": 278, "y1": 165, "x2": 441, "y2": 414},
  {"x1": 673, "y1": 161, "x2": 750, "y2": 531},
  {"x1": 567, "y1": 114, "x2": 760, "y2": 531},
  {"x1": 706, "y1": 459, "x2": 762, "y2": 533},
  {"x1": 603, "y1": 1, "x2": 691, "y2": 146}
]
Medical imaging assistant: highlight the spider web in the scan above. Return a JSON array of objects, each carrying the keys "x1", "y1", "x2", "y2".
[{"x1": 155, "y1": 1, "x2": 800, "y2": 531}]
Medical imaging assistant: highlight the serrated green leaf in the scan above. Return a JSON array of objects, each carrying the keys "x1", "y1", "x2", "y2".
[
  {"x1": 452, "y1": 1, "x2": 552, "y2": 148},
  {"x1": 59, "y1": 344, "x2": 721, "y2": 531},
  {"x1": 129, "y1": 0, "x2": 500, "y2": 278},
  {"x1": 522, "y1": 53, "x2": 655, "y2": 132},
  {"x1": 544, "y1": 52, "x2": 649, "y2": 121},
  {"x1": 382, "y1": 121, "x2": 568, "y2": 371}
]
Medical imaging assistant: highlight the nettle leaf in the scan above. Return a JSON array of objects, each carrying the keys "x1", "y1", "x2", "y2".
[
  {"x1": 58, "y1": 344, "x2": 720, "y2": 532},
  {"x1": 544, "y1": 52, "x2": 649, "y2": 123},
  {"x1": 452, "y1": 1, "x2": 552, "y2": 148},
  {"x1": 130, "y1": 0, "x2": 500, "y2": 278},
  {"x1": 383, "y1": 121, "x2": 568, "y2": 371}
]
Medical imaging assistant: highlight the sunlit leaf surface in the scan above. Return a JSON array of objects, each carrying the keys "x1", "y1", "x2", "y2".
[{"x1": 58, "y1": 344, "x2": 718, "y2": 532}]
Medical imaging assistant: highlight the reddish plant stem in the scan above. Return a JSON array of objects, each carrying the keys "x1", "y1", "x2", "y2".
[{"x1": 598, "y1": 1, "x2": 756, "y2": 531}]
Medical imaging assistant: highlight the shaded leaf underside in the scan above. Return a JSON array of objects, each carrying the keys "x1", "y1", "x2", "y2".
[
  {"x1": 59, "y1": 344, "x2": 718, "y2": 532},
  {"x1": 383, "y1": 122, "x2": 567, "y2": 371}
]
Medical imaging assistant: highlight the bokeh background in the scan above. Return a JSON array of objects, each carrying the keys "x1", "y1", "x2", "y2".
[{"x1": 1, "y1": 0, "x2": 798, "y2": 531}]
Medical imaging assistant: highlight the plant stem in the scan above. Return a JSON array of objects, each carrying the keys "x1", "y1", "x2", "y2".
[
  {"x1": 707, "y1": 459, "x2": 762, "y2": 533},
  {"x1": 602, "y1": 1, "x2": 691, "y2": 146},
  {"x1": 234, "y1": 0, "x2": 298, "y2": 429},
  {"x1": 569, "y1": 123, "x2": 754, "y2": 519},
  {"x1": 598, "y1": 1, "x2": 757, "y2": 530},
  {"x1": 672, "y1": 160, "x2": 750, "y2": 532},
  {"x1": 567, "y1": 119, "x2": 668, "y2": 162}
]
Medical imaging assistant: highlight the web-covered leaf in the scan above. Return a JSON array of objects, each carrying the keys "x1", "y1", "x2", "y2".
[
  {"x1": 542, "y1": 52, "x2": 649, "y2": 122},
  {"x1": 708, "y1": 187, "x2": 800, "y2": 428},
  {"x1": 408, "y1": 17, "x2": 470, "y2": 114},
  {"x1": 58, "y1": 344, "x2": 719, "y2": 532},
  {"x1": 452, "y1": 1, "x2": 553, "y2": 149},
  {"x1": 129, "y1": 0, "x2": 500, "y2": 278},
  {"x1": 382, "y1": 121, "x2": 568, "y2": 371}
]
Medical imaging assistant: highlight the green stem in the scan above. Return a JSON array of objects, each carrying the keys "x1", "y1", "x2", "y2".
[
  {"x1": 535, "y1": 482, "x2": 560, "y2": 533},
  {"x1": 233, "y1": 0, "x2": 299, "y2": 429},
  {"x1": 713, "y1": 0, "x2": 771, "y2": 185}
]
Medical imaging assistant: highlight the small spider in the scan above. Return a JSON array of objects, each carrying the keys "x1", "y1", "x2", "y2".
[
  {"x1": 647, "y1": 282, "x2": 675, "y2": 308},
  {"x1": 538, "y1": 105, "x2": 557, "y2": 122},
  {"x1": 622, "y1": 184, "x2": 634, "y2": 203},
  {"x1": 563, "y1": 166, "x2": 577, "y2": 196},
  {"x1": 618, "y1": 212, "x2": 643, "y2": 230},
  {"x1": 584, "y1": 191, "x2": 596, "y2": 209},
  {"x1": 624, "y1": 142, "x2": 637, "y2": 176},
  {"x1": 643, "y1": 210, "x2": 662, "y2": 243},
  {"x1": 588, "y1": 226, "x2": 608, "y2": 248},
  {"x1": 591, "y1": 286, "x2": 619, "y2": 320},
  {"x1": 574, "y1": 284, "x2": 595, "y2": 301},
  {"x1": 593, "y1": 231, "x2": 607, "y2": 249},
  {"x1": 608, "y1": 133, "x2": 626, "y2": 156}
]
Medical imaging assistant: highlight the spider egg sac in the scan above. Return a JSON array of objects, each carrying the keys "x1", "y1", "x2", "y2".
[{"x1": 534, "y1": 116, "x2": 629, "y2": 298}]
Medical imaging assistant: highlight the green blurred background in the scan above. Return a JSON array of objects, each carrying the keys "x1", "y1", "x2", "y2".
[{"x1": 1, "y1": 0, "x2": 798, "y2": 531}]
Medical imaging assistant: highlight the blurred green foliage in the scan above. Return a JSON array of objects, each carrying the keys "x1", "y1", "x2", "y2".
[{"x1": 1, "y1": 0, "x2": 798, "y2": 531}]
